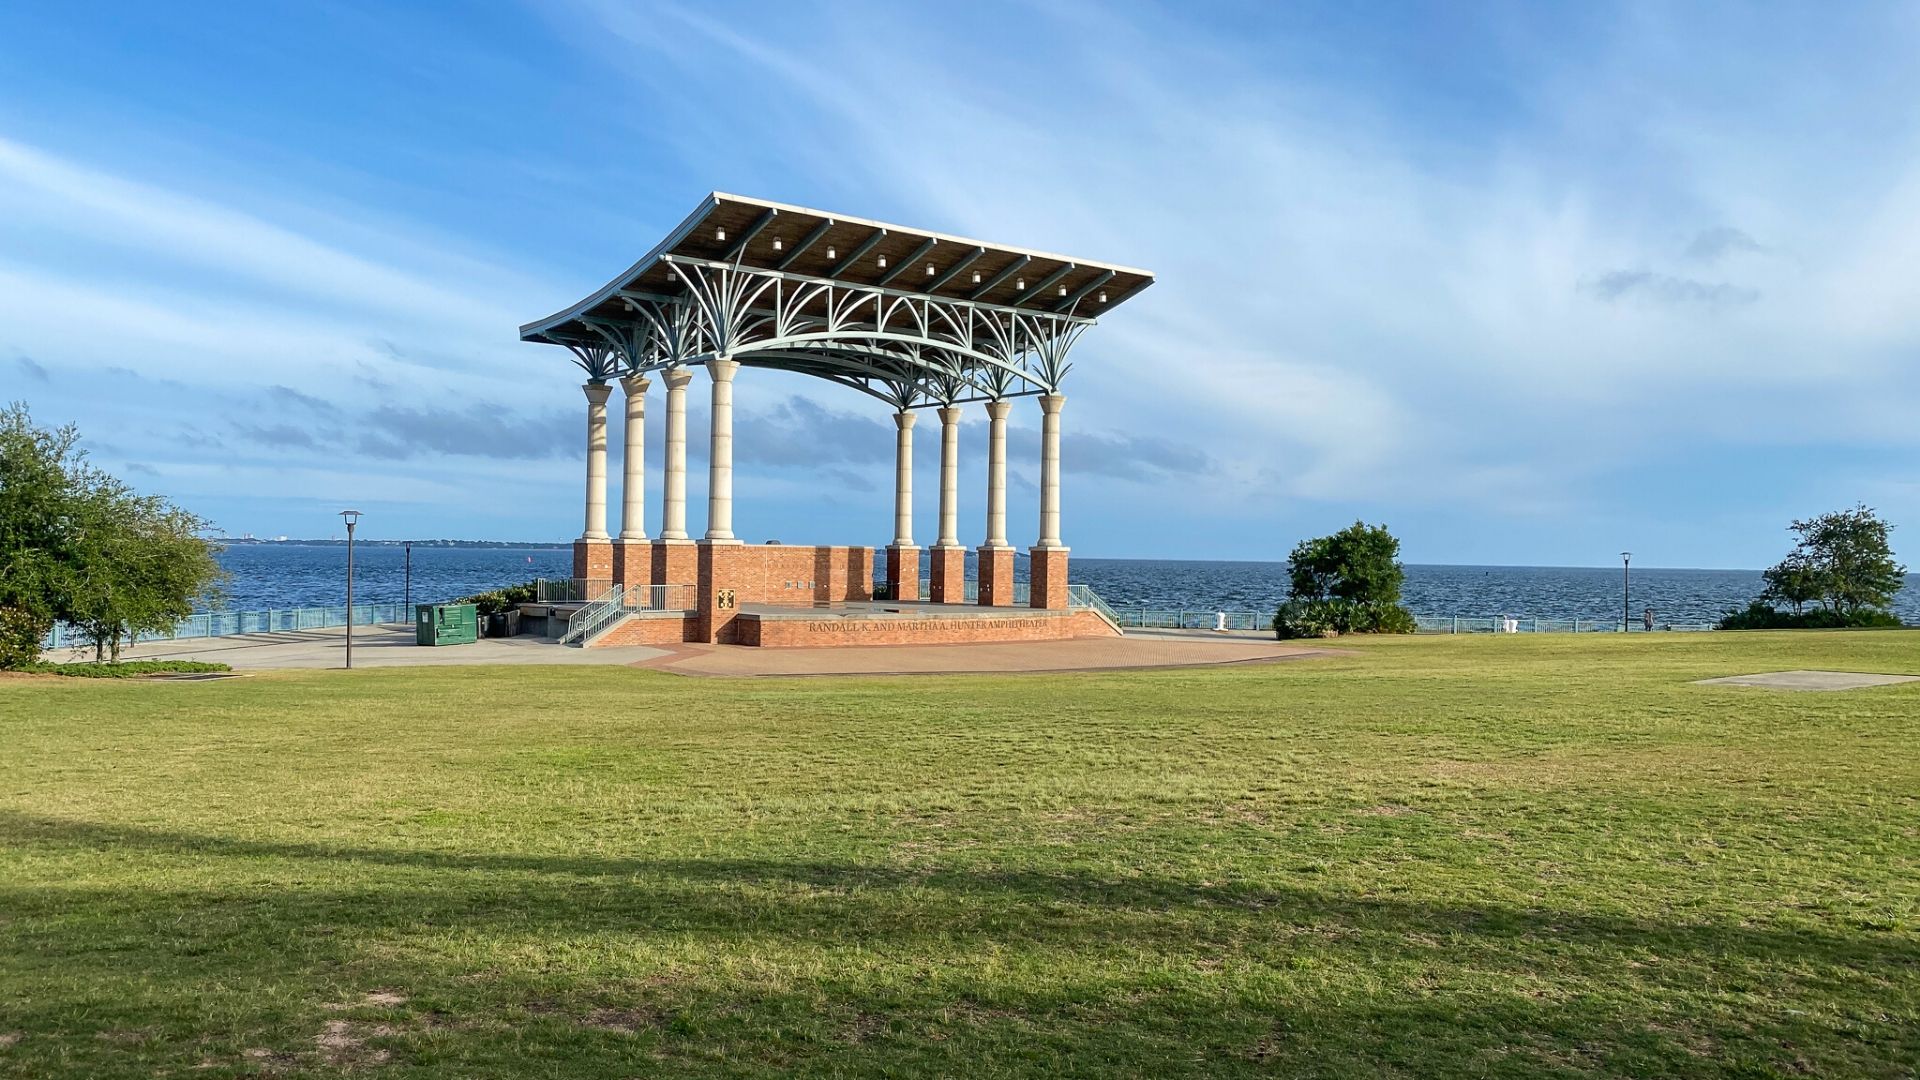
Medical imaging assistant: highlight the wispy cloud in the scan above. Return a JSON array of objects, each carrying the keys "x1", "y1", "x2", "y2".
[
  {"x1": 9, "y1": 2, "x2": 1920, "y2": 559},
  {"x1": 1685, "y1": 226, "x2": 1768, "y2": 263},
  {"x1": 1581, "y1": 270, "x2": 1760, "y2": 308}
]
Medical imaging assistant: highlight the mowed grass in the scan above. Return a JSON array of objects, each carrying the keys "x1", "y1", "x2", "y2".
[{"x1": 1, "y1": 632, "x2": 1917, "y2": 1078}]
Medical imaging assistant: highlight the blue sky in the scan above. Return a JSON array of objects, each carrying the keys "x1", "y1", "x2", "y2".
[{"x1": 4, "y1": 2, "x2": 1918, "y2": 568}]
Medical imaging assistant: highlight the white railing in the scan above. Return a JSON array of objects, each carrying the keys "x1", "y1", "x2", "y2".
[{"x1": 41, "y1": 602, "x2": 414, "y2": 650}]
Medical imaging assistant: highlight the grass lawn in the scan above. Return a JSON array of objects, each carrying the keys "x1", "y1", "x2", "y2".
[{"x1": 2, "y1": 631, "x2": 1917, "y2": 1078}]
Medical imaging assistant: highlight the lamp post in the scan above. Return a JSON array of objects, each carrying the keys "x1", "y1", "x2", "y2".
[
  {"x1": 341, "y1": 510, "x2": 363, "y2": 668},
  {"x1": 403, "y1": 541, "x2": 412, "y2": 612},
  {"x1": 1620, "y1": 551, "x2": 1631, "y2": 633}
]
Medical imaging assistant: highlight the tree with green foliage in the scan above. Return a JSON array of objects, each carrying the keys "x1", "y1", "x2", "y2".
[
  {"x1": 1760, "y1": 551, "x2": 1820, "y2": 614},
  {"x1": 1720, "y1": 505, "x2": 1906, "y2": 630},
  {"x1": 0, "y1": 403, "x2": 225, "y2": 665},
  {"x1": 1274, "y1": 521, "x2": 1417, "y2": 639}
]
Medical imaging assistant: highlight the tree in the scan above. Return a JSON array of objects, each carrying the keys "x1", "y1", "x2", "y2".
[
  {"x1": 1760, "y1": 551, "x2": 1820, "y2": 614},
  {"x1": 1789, "y1": 505, "x2": 1905, "y2": 618},
  {"x1": 1725, "y1": 505, "x2": 1906, "y2": 629},
  {"x1": 0, "y1": 403, "x2": 78, "y2": 664},
  {"x1": 1274, "y1": 521, "x2": 1417, "y2": 639},
  {"x1": 0, "y1": 402, "x2": 224, "y2": 666}
]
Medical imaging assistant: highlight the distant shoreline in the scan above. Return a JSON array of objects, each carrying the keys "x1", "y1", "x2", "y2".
[{"x1": 219, "y1": 539, "x2": 570, "y2": 549}]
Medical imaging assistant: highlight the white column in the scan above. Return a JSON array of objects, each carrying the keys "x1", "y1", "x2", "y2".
[
  {"x1": 892, "y1": 410, "x2": 916, "y2": 546},
  {"x1": 580, "y1": 381, "x2": 612, "y2": 540},
  {"x1": 936, "y1": 406, "x2": 961, "y2": 548},
  {"x1": 660, "y1": 367, "x2": 691, "y2": 540},
  {"x1": 705, "y1": 358, "x2": 740, "y2": 541},
  {"x1": 617, "y1": 373, "x2": 649, "y2": 540},
  {"x1": 1036, "y1": 393, "x2": 1065, "y2": 548},
  {"x1": 983, "y1": 399, "x2": 1011, "y2": 548}
]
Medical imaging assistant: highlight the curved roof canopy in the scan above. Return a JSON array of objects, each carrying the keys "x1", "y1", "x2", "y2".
[{"x1": 520, "y1": 193, "x2": 1155, "y2": 408}]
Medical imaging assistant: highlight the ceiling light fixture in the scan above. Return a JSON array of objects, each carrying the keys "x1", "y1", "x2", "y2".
[
  {"x1": 715, "y1": 227, "x2": 726, "y2": 241},
  {"x1": 1098, "y1": 291, "x2": 1108, "y2": 302},
  {"x1": 877, "y1": 255, "x2": 887, "y2": 268},
  {"x1": 826, "y1": 245, "x2": 837, "y2": 260},
  {"x1": 772, "y1": 237, "x2": 783, "y2": 251}
]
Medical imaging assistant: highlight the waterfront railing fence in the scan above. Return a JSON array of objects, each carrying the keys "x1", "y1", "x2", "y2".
[
  {"x1": 41, "y1": 603, "x2": 415, "y2": 652},
  {"x1": 1111, "y1": 609, "x2": 1720, "y2": 633}
]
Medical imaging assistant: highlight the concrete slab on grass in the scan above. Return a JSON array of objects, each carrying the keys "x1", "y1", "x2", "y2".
[{"x1": 1695, "y1": 669, "x2": 1920, "y2": 691}]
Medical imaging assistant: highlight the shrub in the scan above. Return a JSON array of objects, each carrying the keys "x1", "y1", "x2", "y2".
[
  {"x1": 1275, "y1": 598, "x2": 1418, "y2": 639},
  {"x1": 453, "y1": 580, "x2": 538, "y2": 616},
  {"x1": 0, "y1": 604, "x2": 51, "y2": 670},
  {"x1": 1716, "y1": 601, "x2": 1905, "y2": 631},
  {"x1": 21, "y1": 659, "x2": 231, "y2": 678}
]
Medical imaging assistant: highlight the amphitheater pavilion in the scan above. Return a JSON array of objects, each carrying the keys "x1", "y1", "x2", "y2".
[{"x1": 519, "y1": 193, "x2": 1153, "y2": 648}]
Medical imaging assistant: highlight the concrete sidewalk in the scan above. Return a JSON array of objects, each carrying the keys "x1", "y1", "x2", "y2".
[{"x1": 56, "y1": 624, "x2": 672, "y2": 670}]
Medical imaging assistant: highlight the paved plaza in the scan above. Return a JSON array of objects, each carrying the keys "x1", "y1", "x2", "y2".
[{"x1": 64, "y1": 625, "x2": 674, "y2": 670}]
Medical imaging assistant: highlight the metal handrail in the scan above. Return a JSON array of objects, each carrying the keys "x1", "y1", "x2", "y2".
[
  {"x1": 1066, "y1": 583, "x2": 1123, "y2": 632},
  {"x1": 560, "y1": 585, "x2": 625, "y2": 645},
  {"x1": 559, "y1": 583, "x2": 700, "y2": 646}
]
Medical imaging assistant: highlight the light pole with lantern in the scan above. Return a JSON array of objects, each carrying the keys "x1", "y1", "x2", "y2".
[
  {"x1": 341, "y1": 510, "x2": 363, "y2": 668},
  {"x1": 1620, "y1": 551, "x2": 1631, "y2": 633}
]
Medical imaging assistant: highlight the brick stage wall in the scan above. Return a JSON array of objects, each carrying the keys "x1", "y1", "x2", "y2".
[
  {"x1": 710, "y1": 544, "x2": 875, "y2": 607},
  {"x1": 695, "y1": 543, "x2": 877, "y2": 644},
  {"x1": 738, "y1": 609, "x2": 1117, "y2": 647},
  {"x1": 591, "y1": 614, "x2": 698, "y2": 647}
]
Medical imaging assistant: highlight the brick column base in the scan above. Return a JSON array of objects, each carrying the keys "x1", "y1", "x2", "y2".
[
  {"x1": 650, "y1": 539, "x2": 697, "y2": 591},
  {"x1": 928, "y1": 546, "x2": 968, "y2": 603},
  {"x1": 612, "y1": 539, "x2": 652, "y2": 588},
  {"x1": 695, "y1": 540, "x2": 745, "y2": 643},
  {"x1": 1029, "y1": 546, "x2": 1070, "y2": 610},
  {"x1": 886, "y1": 545, "x2": 922, "y2": 601},
  {"x1": 573, "y1": 538, "x2": 613, "y2": 599},
  {"x1": 977, "y1": 546, "x2": 1017, "y2": 606}
]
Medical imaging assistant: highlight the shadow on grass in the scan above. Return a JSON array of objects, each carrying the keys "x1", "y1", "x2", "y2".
[
  {"x1": 4, "y1": 810, "x2": 1912, "y2": 967},
  {"x1": 3, "y1": 810, "x2": 1915, "y2": 1078}
]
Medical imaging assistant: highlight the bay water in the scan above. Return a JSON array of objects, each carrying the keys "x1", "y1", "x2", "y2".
[{"x1": 210, "y1": 545, "x2": 1920, "y2": 625}]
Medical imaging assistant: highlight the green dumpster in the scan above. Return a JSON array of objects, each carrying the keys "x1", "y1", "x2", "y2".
[{"x1": 415, "y1": 603, "x2": 478, "y2": 646}]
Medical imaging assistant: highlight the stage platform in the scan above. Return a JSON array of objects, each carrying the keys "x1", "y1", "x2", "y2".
[{"x1": 531, "y1": 595, "x2": 1119, "y2": 648}]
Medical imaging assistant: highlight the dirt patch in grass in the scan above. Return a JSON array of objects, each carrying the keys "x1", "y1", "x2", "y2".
[
  {"x1": 584, "y1": 1007, "x2": 664, "y2": 1035},
  {"x1": 325, "y1": 990, "x2": 410, "y2": 1011},
  {"x1": 315, "y1": 1019, "x2": 394, "y2": 1068}
]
